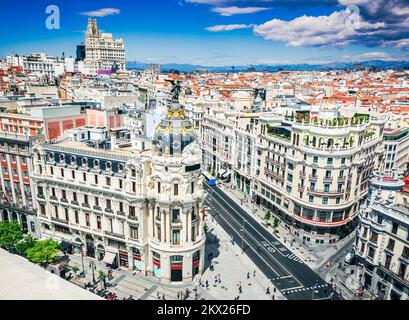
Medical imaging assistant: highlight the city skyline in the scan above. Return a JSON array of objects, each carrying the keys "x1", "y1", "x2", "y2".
[{"x1": 1, "y1": 0, "x2": 409, "y2": 66}]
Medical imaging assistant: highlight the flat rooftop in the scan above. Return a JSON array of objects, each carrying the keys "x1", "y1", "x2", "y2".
[{"x1": 0, "y1": 248, "x2": 102, "y2": 300}]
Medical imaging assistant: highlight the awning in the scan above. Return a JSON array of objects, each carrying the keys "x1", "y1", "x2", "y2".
[
  {"x1": 103, "y1": 252, "x2": 117, "y2": 265},
  {"x1": 59, "y1": 240, "x2": 73, "y2": 252}
]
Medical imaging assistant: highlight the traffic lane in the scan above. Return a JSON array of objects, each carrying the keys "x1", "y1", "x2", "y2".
[
  {"x1": 206, "y1": 193, "x2": 292, "y2": 278},
  {"x1": 208, "y1": 199, "x2": 312, "y2": 298},
  {"x1": 206, "y1": 184, "x2": 329, "y2": 289},
  {"x1": 207, "y1": 199, "x2": 285, "y2": 281}
]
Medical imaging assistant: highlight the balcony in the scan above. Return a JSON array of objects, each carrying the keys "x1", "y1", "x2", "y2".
[
  {"x1": 299, "y1": 171, "x2": 306, "y2": 178},
  {"x1": 104, "y1": 208, "x2": 113, "y2": 214},
  {"x1": 93, "y1": 205, "x2": 102, "y2": 212},
  {"x1": 71, "y1": 200, "x2": 79, "y2": 206},
  {"x1": 37, "y1": 193, "x2": 45, "y2": 199},
  {"x1": 309, "y1": 175, "x2": 318, "y2": 181},
  {"x1": 50, "y1": 196, "x2": 58, "y2": 202},
  {"x1": 338, "y1": 176, "x2": 346, "y2": 183},
  {"x1": 60, "y1": 198, "x2": 68, "y2": 203},
  {"x1": 323, "y1": 176, "x2": 333, "y2": 183},
  {"x1": 104, "y1": 230, "x2": 125, "y2": 239},
  {"x1": 51, "y1": 216, "x2": 69, "y2": 225},
  {"x1": 82, "y1": 203, "x2": 90, "y2": 208}
]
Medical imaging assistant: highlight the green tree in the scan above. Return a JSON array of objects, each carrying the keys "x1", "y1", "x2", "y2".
[
  {"x1": 15, "y1": 236, "x2": 37, "y2": 257},
  {"x1": 264, "y1": 211, "x2": 271, "y2": 223},
  {"x1": 0, "y1": 221, "x2": 24, "y2": 253},
  {"x1": 273, "y1": 218, "x2": 279, "y2": 233},
  {"x1": 71, "y1": 265, "x2": 80, "y2": 279},
  {"x1": 98, "y1": 270, "x2": 107, "y2": 289},
  {"x1": 26, "y1": 238, "x2": 61, "y2": 266}
]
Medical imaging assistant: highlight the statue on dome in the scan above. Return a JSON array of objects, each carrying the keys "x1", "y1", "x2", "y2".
[{"x1": 167, "y1": 79, "x2": 181, "y2": 102}]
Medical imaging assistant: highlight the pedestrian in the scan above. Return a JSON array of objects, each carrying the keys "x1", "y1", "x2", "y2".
[
  {"x1": 210, "y1": 252, "x2": 213, "y2": 259},
  {"x1": 162, "y1": 294, "x2": 166, "y2": 300},
  {"x1": 239, "y1": 285, "x2": 242, "y2": 294},
  {"x1": 156, "y1": 291, "x2": 160, "y2": 300},
  {"x1": 253, "y1": 270, "x2": 256, "y2": 277},
  {"x1": 266, "y1": 287, "x2": 270, "y2": 295},
  {"x1": 218, "y1": 274, "x2": 221, "y2": 283},
  {"x1": 247, "y1": 272, "x2": 250, "y2": 279},
  {"x1": 206, "y1": 280, "x2": 209, "y2": 289},
  {"x1": 177, "y1": 292, "x2": 180, "y2": 300},
  {"x1": 272, "y1": 295, "x2": 275, "y2": 300}
]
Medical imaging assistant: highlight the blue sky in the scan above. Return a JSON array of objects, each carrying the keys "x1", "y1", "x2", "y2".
[{"x1": 1, "y1": 0, "x2": 408, "y2": 66}]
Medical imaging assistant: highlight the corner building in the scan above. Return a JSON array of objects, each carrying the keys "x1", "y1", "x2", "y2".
[{"x1": 31, "y1": 104, "x2": 205, "y2": 284}]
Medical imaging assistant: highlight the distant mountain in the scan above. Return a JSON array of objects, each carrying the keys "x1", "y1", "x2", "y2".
[{"x1": 126, "y1": 60, "x2": 409, "y2": 73}]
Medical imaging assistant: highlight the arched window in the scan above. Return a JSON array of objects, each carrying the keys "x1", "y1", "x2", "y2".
[
  {"x1": 59, "y1": 154, "x2": 65, "y2": 163},
  {"x1": 106, "y1": 161, "x2": 112, "y2": 171},
  {"x1": 82, "y1": 157, "x2": 88, "y2": 167},
  {"x1": 71, "y1": 156, "x2": 76, "y2": 165},
  {"x1": 94, "y1": 159, "x2": 99, "y2": 169},
  {"x1": 118, "y1": 163, "x2": 124, "y2": 173},
  {"x1": 48, "y1": 152, "x2": 55, "y2": 163}
]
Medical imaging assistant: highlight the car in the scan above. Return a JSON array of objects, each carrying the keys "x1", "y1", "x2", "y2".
[{"x1": 345, "y1": 250, "x2": 356, "y2": 264}]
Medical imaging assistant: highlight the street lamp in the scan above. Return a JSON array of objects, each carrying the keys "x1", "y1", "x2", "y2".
[
  {"x1": 80, "y1": 244, "x2": 86, "y2": 278},
  {"x1": 89, "y1": 260, "x2": 96, "y2": 284},
  {"x1": 311, "y1": 281, "x2": 318, "y2": 300},
  {"x1": 241, "y1": 217, "x2": 246, "y2": 254}
]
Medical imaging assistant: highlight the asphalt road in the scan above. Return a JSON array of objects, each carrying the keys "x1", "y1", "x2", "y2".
[{"x1": 204, "y1": 181, "x2": 339, "y2": 300}]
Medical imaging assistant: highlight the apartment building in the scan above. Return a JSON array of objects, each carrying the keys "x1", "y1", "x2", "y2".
[
  {"x1": 84, "y1": 18, "x2": 126, "y2": 75},
  {"x1": 30, "y1": 103, "x2": 205, "y2": 284},
  {"x1": 382, "y1": 126, "x2": 409, "y2": 174},
  {"x1": 355, "y1": 171, "x2": 409, "y2": 300},
  {"x1": 202, "y1": 102, "x2": 387, "y2": 243}
]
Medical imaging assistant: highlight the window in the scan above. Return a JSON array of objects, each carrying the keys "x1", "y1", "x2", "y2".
[
  {"x1": 157, "y1": 182, "x2": 161, "y2": 193},
  {"x1": 313, "y1": 156, "x2": 318, "y2": 163},
  {"x1": 106, "y1": 199, "x2": 111, "y2": 209},
  {"x1": 97, "y1": 216, "x2": 101, "y2": 230},
  {"x1": 172, "y1": 230, "x2": 181, "y2": 245},
  {"x1": 106, "y1": 177, "x2": 111, "y2": 186},
  {"x1": 94, "y1": 175, "x2": 98, "y2": 184},
  {"x1": 325, "y1": 170, "x2": 331, "y2": 179},
  {"x1": 119, "y1": 179, "x2": 123, "y2": 189},
  {"x1": 131, "y1": 168, "x2": 136, "y2": 177},
  {"x1": 84, "y1": 194, "x2": 89, "y2": 204},
  {"x1": 129, "y1": 206, "x2": 135, "y2": 217},
  {"x1": 60, "y1": 168, "x2": 64, "y2": 177},
  {"x1": 309, "y1": 195, "x2": 314, "y2": 203},
  {"x1": 174, "y1": 184, "x2": 179, "y2": 196},
  {"x1": 327, "y1": 158, "x2": 333, "y2": 165},
  {"x1": 172, "y1": 209, "x2": 180, "y2": 223},
  {"x1": 341, "y1": 157, "x2": 346, "y2": 165},
  {"x1": 65, "y1": 208, "x2": 69, "y2": 222},
  {"x1": 130, "y1": 226, "x2": 138, "y2": 239},
  {"x1": 336, "y1": 197, "x2": 341, "y2": 204},
  {"x1": 73, "y1": 192, "x2": 77, "y2": 202},
  {"x1": 85, "y1": 213, "x2": 90, "y2": 227},
  {"x1": 95, "y1": 197, "x2": 99, "y2": 206},
  {"x1": 392, "y1": 222, "x2": 399, "y2": 235},
  {"x1": 287, "y1": 173, "x2": 293, "y2": 183},
  {"x1": 93, "y1": 160, "x2": 99, "y2": 169},
  {"x1": 119, "y1": 202, "x2": 123, "y2": 212},
  {"x1": 40, "y1": 204, "x2": 46, "y2": 216},
  {"x1": 50, "y1": 167, "x2": 54, "y2": 175},
  {"x1": 322, "y1": 197, "x2": 328, "y2": 204},
  {"x1": 83, "y1": 172, "x2": 87, "y2": 182},
  {"x1": 310, "y1": 182, "x2": 316, "y2": 190},
  {"x1": 52, "y1": 187, "x2": 56, "y2": 197},
  {"x1": 106, "y1": 162, "x2": 112, "y2": 171},
  {"x1": 132, "y1": 182, "x2": 136, "y2": 192},
  {"x1": 191, "y1": 181, "x2": 194, "y2": 194},
  {"x1": 71, "y1": 170, "x2": 75, "y2": 179},
  {"x1": 337, "y1": 184, "x2": 342, "y2": 192},
  {"x1": 387, "y1": 238, "x2": 395, "y2": 251},
  {"x1": 324, "y1": 184, "x2": 330, "y2": 192},
  {"x1": 74, "y1": 211, "x2": 79, "y2": 224}
]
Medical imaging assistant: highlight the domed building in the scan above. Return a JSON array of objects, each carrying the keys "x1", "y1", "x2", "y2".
[{"x1": 145, "y1": 96, "x2": 205, "y2": 283}]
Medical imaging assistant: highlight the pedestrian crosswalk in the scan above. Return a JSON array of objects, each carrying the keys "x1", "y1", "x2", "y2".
[
  {"x1": 283, "y1": 283, "x2": 329, "y2": 294},
  {"x1": 287, "y1": 253, "x2": 304, "y2": 263}
]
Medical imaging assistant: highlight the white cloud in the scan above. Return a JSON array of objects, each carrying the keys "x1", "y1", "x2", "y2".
[
  {"x1": 206, "y1": 24, "x2": 253, "y2": 31},
  {"x1": 80, "y1": 8, "x2": 120, "y2": 17},
  {"x1": 212, "y1": 6, "x2": 270, "y2": 16},
  {"x1": 253, "y1": 10, "x2": 385, "y2": 47}
]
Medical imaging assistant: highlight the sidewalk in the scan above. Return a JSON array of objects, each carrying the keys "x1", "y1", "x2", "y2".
[
  {"x1": 198, "y1": 210, "x2": 284, "y2": 300},
  {"x1": 67, "y1": 254, "x2": 198, "y2": 300},
  {"x1": 216, "y1": 182, "x2": 355, "y2": 272}
]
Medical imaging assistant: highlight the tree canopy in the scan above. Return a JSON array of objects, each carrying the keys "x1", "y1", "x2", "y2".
[
  {"x1": 0, "y1": 221, "x2": 24, "y2": 252},
  {"x1": 26, "y1": 238, "x2": 61, "y2": 265}
]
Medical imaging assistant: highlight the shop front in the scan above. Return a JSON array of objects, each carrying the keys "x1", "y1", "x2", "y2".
[
  {"x1": 152, "y1": 251, "x2": 161, "y2": 279},
  {"x1": 119, "y1": 249, "x2": 129, "y2": 268},
  {"x1": 132, "y1": 248, "x2": 143, "y2": 270},
  {"x1": 170, "y1": 255, "x2": 183, "y2": 282},
  {"x1": 192, "y1": 250, "x2": 200, "y2": 278}
]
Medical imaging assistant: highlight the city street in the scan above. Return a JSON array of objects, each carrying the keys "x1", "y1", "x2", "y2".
[{"x1": 204, "y1": 181, "x2": 336, "y2": 300}]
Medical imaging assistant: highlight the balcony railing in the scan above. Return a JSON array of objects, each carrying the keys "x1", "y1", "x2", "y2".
[
  {"x1": 104, "y1": 208, "x2": 113, "y2": 213},
  {"x1": 51, "y1": 216, "x2": 69, "y2": 225},
  {"x1": 82, "y1": 203, "x2": 90, "y2": 208},
  {"x1": 104, "y1": 230, "x2": 125, "y2": 239}
]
